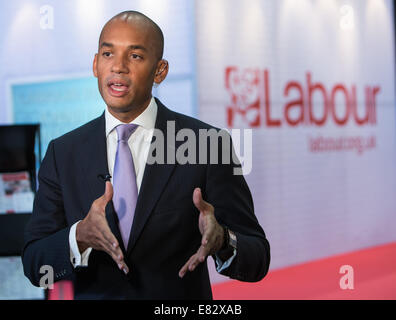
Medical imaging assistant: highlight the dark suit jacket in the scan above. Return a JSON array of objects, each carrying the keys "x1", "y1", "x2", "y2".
[{"x1": 22, "y1": 98, "x2": 270, "y2": 299}]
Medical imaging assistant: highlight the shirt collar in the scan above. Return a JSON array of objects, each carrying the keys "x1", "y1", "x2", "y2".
[{"x1": 105, "y1": 97, "x2": 158, "y2": 137}]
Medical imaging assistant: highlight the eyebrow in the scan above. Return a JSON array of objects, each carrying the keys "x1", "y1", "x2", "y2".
[{"x1": 100, "y1": 42, "x2": 147, "y2": 52}]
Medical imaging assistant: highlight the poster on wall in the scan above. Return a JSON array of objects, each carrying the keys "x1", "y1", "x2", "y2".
[
  {"x1": 9, "y1": 76, "x2": 106, "y2": 158},
  {"x1": 0, "y1": 171, "x2": 34, "y2": 214}
]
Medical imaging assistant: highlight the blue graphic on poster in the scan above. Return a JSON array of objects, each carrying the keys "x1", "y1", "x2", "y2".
[{"x1": 11, "y1": 76, "x2": 106, "y2": 160}]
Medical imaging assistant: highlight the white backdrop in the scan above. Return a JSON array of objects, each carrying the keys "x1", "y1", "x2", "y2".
[{"x1": 196, "y1": 0, "x2": 396, "y2": 284}]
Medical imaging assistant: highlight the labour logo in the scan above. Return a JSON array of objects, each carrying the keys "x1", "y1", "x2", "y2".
[{"x1": 225, "y1": 66, "x2": 261, "y2": 128}]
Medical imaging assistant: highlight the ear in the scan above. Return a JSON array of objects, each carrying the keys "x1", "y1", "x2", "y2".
[
  {"x1": 154, "y1": 59, "x2": 169, "y2": 85},
  {"x1": 93, "y1": 53, "x2": 98, "y2": 78}
]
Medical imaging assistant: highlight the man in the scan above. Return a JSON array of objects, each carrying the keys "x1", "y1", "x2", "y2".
[{"x1": 22, "y1": 11, "x2": 270, "y2": 299}]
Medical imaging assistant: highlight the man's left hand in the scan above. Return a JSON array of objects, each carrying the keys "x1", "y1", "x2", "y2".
[{"x1": 178, "y1": 187, "x2": 224, "y2": 278}]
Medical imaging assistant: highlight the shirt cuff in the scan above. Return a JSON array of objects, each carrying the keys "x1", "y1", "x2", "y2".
[
  {"x1": 215, "y1": 249, "x2": 237, "y2": 273},
  {"x1": 69, "y1": 220, "x2": 92, "y2": 268}
]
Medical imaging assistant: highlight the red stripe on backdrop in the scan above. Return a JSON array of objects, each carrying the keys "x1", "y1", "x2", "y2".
[{"x1": 211, "y1": 242, "x2": 396, "y2": 300}]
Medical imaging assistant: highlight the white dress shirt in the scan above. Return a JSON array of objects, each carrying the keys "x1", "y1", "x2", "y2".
[{"x1": 68, "y1": 97, "x2": 235, "y2": 271}]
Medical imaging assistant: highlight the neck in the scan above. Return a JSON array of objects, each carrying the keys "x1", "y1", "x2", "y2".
[{"x1": 107, "y1": 97, "x2": 151, "y2": 123}]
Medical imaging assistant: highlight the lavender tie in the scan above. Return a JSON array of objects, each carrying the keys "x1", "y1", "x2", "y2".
[{"x1": 113, "y1": 123, "x2": 139, "y2": 249}]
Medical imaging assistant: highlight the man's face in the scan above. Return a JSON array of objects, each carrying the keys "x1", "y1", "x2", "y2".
[{"x1": 93, "y1": 19, "x2": 164, "y2": 114}]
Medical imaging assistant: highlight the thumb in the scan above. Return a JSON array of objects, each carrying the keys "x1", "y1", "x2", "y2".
[
  {"x1": 101, "y1": 181, "x2": 113, "y2": 205},
  {"x1": 193, "y1": 187, "x2": 210, "y2": 213}
]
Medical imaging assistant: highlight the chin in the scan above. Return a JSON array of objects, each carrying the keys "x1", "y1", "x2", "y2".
[
  {"x1": 107, "y1": 103, "x2": 134, "y2": 113},
  {"x1": 104, "y1": 96, "x2": 133, "y2": 110}
]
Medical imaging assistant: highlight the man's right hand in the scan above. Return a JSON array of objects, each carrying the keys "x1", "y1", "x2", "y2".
[{"x1": 76, "y1": 181, "x2": 129, "y2": 274}]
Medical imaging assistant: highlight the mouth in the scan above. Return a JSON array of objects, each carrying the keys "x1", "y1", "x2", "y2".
[{"x1": 107, "y1": 79, "x2": 130, "y2": 97}]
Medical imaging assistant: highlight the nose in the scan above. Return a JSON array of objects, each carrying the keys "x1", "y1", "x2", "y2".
[{"x1": 111, "y1": 55, "x2": 129, "y2": 74}]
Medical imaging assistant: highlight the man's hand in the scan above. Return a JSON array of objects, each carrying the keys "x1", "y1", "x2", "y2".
[
  {"x1": 178, "y1": 187, "x2": 224, "y2": 278},
  {"x1": 76, "y1": 181, "x2": 129, "y2": 274}
]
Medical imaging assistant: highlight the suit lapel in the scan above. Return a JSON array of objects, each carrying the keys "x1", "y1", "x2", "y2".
[
  {"x1": 126, "y1": 100, "x2": 179, "y2": 256},
  {"x1": 79, "y1": 113, "x2": 125, "y2": 253}
]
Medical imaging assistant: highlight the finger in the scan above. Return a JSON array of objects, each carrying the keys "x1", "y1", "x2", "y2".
[
  {"x1": 101, "y1": 227, "x2": 120, "y2": 255},
  {"x1": 102, "y1": 236, "x2": 128, "y2": 273},
  {"x1": 98, "y1": 181, "x2": 113, "y2": 208},
  {"x1": 196, "y1": 245, "x2": 210, "y2": 264},
  {"x1": 97, "y1": 233, "x2": 119, "y2": 259},
  {"x1": 103, "y1": 180, "x2": 113, "y2": 203},
  {"x1": 99, "y1": 238, "x2": 129, "y2": 274},
  {"x1": 105, "y1": 239, "x2": 123, "y2": 262},
  {"x1": 117, "y1": 260, "x2": 129, "y2": 275},
  {"x1": 188, "y1": 246, "x2": 208, "y2": 271},
  {"x1": 98, "y1": 226, "x2": 129, "y2": 274},
  {"x1": 188, "y1": 256, "x2": 201, "y2": 272},
  {"x1": 192, "y1": 188, "x2": 211, "y2": 213},
  {"x1": 178, "y1": 254, "x2": 196, "y2": 278},
  {"x1": 94, "y1": 224, "x2": 121, "y2": 258},
  {"x1": 179, "y1": 247, "x2": 209, "y2": 278}
]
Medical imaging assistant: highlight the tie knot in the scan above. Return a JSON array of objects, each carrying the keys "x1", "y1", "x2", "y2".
[{"x1": 116, "y1": 123, "x2": 138, "y2": 142}]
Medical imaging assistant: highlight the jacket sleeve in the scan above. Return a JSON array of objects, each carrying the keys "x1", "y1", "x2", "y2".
[
  {"x1": 205, "y1": 132, "x2": 270, "y2": 282},
  {"x1": 21, "y1": 140, "x2": 74, "y2": 287}
]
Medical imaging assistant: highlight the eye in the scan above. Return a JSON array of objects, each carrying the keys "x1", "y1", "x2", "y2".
[
  {"x1": 131, "y1": 53, "x2": 142, "y2": 60},
  {"x1": 102, "y1": 51, "x2": 112, "y2": 58}
]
